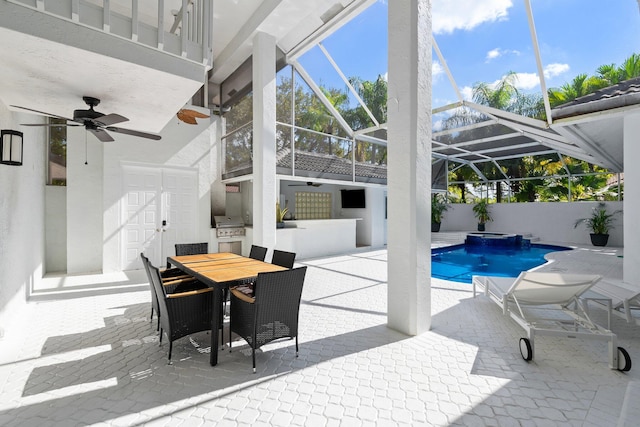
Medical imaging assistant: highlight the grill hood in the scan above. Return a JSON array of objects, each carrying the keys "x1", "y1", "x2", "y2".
[{"x1": 213, "y1": 215, "x2": 245, "y2": 228}]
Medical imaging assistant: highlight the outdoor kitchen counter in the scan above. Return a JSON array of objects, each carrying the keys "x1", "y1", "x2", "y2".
[{"x1": 275, "y1": 218, "x2": 360, "y2": 259}]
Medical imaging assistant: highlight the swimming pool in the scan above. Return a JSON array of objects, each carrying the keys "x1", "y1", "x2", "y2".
[{"x1": 431, "y1": 243, "x2": 571, "y2": 283}]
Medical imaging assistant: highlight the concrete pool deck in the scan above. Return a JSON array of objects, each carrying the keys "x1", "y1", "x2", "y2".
[{"x1": 0, "y1": 241, "x2": 637, "y2": 426}]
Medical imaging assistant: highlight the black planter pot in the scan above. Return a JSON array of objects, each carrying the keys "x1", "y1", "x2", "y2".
[
  {"x1": 432, "y1": 222, "x2": 441, "y2": 232},
  {"x1": 276, "y1": 222, "x2": 285, "y2": 229},
  {"x1": 477, "y1": 223, "x2": 485, "y2": 232},
  {"x1": 590, "y1": 233, "x2": 609, "y2": 247}
]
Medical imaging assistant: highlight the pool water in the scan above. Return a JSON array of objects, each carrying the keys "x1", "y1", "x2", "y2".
[{"x1": 431, "y1": 243, "x2": 571, "y2": 284}]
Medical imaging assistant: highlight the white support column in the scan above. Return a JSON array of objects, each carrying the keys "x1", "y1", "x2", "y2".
[
  {"x1": 252, "y1": 32, "x2": 277, "y2": 251},
  {"x1": 67, "y1": 126, "x2": 104, "y2": 274},
  {"x1": 623, "y1": 113, "x2": 640, "y2": 283},
  {"x1": 387, "y1": 0, "x2": 432, "y2": 334}
]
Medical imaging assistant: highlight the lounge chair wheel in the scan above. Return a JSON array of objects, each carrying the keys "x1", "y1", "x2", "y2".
[
  {"x1": 519, "y1": 338, "x2": 533, "y2": 361},
  {"x1": 617, "y1": 347, "x2": 631, "y2": 372}
]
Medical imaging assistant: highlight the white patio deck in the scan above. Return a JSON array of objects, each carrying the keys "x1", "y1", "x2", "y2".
[{"x1": 0, "y1": 243, "x2": 638, "y2": 426}]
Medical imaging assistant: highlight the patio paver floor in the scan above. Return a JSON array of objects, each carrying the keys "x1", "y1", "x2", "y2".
[{"x1": 0, "y1": 245, "x2": 638, "y2": 426}]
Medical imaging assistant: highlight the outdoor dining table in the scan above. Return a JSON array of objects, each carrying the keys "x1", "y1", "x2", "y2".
[{"x1": 167, "y1": 252, "x2": 287, "y2": 366}]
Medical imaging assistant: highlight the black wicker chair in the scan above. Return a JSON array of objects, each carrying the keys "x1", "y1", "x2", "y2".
[
  {"x1": 175, "y1": 242, "x2": 209, "y2": 256},
  {"x1": 227, "y1": 245, "x2": 268, "y2": 298},
  {"x1": 141, "y1": 253, "x2": 206, "y2": 331},
  {"x1": 147, "y1": 261, "x2": 214, "y2": 363},
  {"x1": 249, "y1": 245, "x2": 268, "y2": 261},
  {"x1": 271, "y1": 249, "x2": 296, "y2": 269},
  {"x1": 167, "y1": 242, "x2": 209, "y2": 267},
  {"x1": 229, "y1": 266, "x2": 307, "y2": 372}
]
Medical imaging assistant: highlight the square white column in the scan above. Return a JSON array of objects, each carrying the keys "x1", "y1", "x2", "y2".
[
  {"x1": 387, "y1": 0, "x2": 432, "y2": 334},
  {"x1": 252, "y1": 32, "x2": 277, "y2": 250},
  {"x1": 623, "y1": 113, "x2": 640, "y2": 282}
]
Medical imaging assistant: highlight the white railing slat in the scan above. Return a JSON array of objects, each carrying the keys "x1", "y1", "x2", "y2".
[
  {"x1": 158, "y1": 0, "x2": 165, "y2": 49},
  {"x1": 131, "y1": 0, "x2": 139, "y2": 42},
  {"x1": 9, "y1": 0, "x2": 211, "y2": 67},
  {"x1": 181, "y1": 0, "x2": 188, "y2": 57},
  {"x1": 71, "y1": 0, "x2": 79, "y2": 21}
]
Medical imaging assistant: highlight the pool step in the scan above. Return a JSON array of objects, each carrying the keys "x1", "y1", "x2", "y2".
[{"x1": 431, "y1": 232, "x2": 468, "y2": 247}]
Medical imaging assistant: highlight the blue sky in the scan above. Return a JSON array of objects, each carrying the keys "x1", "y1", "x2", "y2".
[{"x1": 298, "y1": 0, "x2": 640, "y2": 109}]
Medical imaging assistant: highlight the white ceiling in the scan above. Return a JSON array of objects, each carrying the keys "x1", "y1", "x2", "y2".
[
  {"x1": 0, "y1": 0, "x2": 372, "y2": 134},
  {"x1": 0, "y1": 26, "x2": 203, "y2": 133}
]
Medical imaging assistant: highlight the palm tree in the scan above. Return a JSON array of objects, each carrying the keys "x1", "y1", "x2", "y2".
[
  {"x1": 548, "y1": 73, "x2": 603, "y2": 107},
  {"x1": 341, "y1": 75, "x2": 388, "y2": 162},
  {"x1": 473, "y1": 71, "x2": 520, "y2": 109},
  {"x1": 595, "y1": 63, "x2": 622, "y2": 86},
  {"x1": 549, "y1": 52, "x2": 640, "y2": 107},
  {"x1": 616, "y1": 53, "x2": 640, "y2": 81}
]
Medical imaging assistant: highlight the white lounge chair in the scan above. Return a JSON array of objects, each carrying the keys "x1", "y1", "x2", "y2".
[
  {"x1": 473, "y1": 272, "x2": 632, "y2": 371},
  {"x1": 582, "y1": 279, "x2": 640, "y2": 327}
]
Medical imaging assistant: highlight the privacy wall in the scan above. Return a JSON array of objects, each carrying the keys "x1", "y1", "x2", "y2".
[{"x1": 440, "y1": 201, "x2": 624, "y2": 247}]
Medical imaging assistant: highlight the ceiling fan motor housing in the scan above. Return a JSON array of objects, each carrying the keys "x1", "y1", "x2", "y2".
[
  {"x1": 73, "y1": 108, "x2": 104, "y2": 121},
  {"x1": 73, "y1": 96, "x2": 104, "y2": 121}
]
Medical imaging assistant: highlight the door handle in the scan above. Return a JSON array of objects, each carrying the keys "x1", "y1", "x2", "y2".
[{"x1": 157, "y1": 220, "x2": 168, "y2": 232}]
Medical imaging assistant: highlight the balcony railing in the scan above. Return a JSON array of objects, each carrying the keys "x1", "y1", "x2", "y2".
[
  {"x1": 8, "y1": 0, "x2": 212, "y2": 66},
  {"x1": 222, "y1": 121, "x2": 388, "y2": 184}
]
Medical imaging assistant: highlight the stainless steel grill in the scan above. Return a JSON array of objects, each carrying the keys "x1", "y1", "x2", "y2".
[{"x1": 214, "y1": 215, "x2": 246, "y2": 238}]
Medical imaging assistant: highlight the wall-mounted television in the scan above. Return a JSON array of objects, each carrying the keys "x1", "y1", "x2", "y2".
[{"x1": 341, "y1": 189, "x2": 366, "y2": 209}]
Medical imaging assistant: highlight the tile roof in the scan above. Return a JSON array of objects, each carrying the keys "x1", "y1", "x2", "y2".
[
  {"x1": 277, "y1": 149, "x2": 387, "y2": 180},
  {"x1": 224, "y1": 148, "x2": 387, "y2": 182},
  {"x1": 552, "y1": 77, "x2": 640, "y2": 119}
]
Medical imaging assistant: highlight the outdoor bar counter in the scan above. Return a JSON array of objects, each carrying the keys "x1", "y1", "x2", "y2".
[{"x1": 276, "y1": 218, "x2": 359, "y2": 259}]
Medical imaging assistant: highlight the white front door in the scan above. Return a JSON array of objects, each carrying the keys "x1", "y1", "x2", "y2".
[
  {"x1": 121, "y1": 165, "x2": 198, "y2": 270},
  {"x1": 161, "y1": 169, "x2": 198, "y2": 261}
]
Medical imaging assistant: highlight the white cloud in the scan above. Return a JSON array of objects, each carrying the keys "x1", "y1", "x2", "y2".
[
  {"x1": 491, "y1": 64, "x2": 570, "y2": 91},
  {"x1": 433, "y1": 0, "x2": 513, "y2": 34},
  {"x1": 543, "y1": 63, "x2": 570, "y2": 79},
  {"x1": 480, "y1": 65, "x2": 568, "y2": 93},
  {"x1": 460, "y1": 86, "x2": 474, "y2": 101},
  {"x1": 485, "y1": 47, "x2": 521, "y2": 62},
  {"x1": 432, "y1": 61, "x2": 444, "y2": 80},
  {"x1": 486, "y1": 48, "x2": 502, "y2": 61},
  {"x1": 486, "y1": 73, "x2": 538, "y2": 91},
  {"x1": 513, "y1": 73, "x2": 540, "y2": 90}
]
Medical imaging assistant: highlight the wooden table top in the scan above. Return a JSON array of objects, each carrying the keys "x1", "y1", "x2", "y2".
[
  {"x1": 171, "y1": 252, "x2": 244, "y2": 264},
  {"x1": 168, "y1": 253, "x2": 287, "y2": 285}
]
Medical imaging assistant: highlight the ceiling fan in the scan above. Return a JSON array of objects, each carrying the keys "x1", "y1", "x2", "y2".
[
  {"x1": 177, "y1": 108, "x2": 210, "y2": 124},
  {"x1": 13, "y1": 96, "x2": 161, "y2": 142},
  {"x1": 289, "y1": 182, "x2": 322, "y2": 187}
]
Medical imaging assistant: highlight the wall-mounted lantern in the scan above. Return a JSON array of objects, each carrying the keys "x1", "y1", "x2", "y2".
[{"x1": 0, "y1": 130, "x2": 23, "y2": 166}]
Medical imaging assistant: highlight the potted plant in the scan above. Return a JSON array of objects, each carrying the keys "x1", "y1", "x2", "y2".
[
  {"x1": 472, "y1": 199, "x2": 492, "y2": 232},
  {"x1": 431, "y1": 194, "x2": 449, "y2": 232},
  {"x1": 574, "y1": 202, "x2": 621, "y2": 246},
  {"x1": 276, "y1": 202, "x2": 288, "y2": 229}
]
